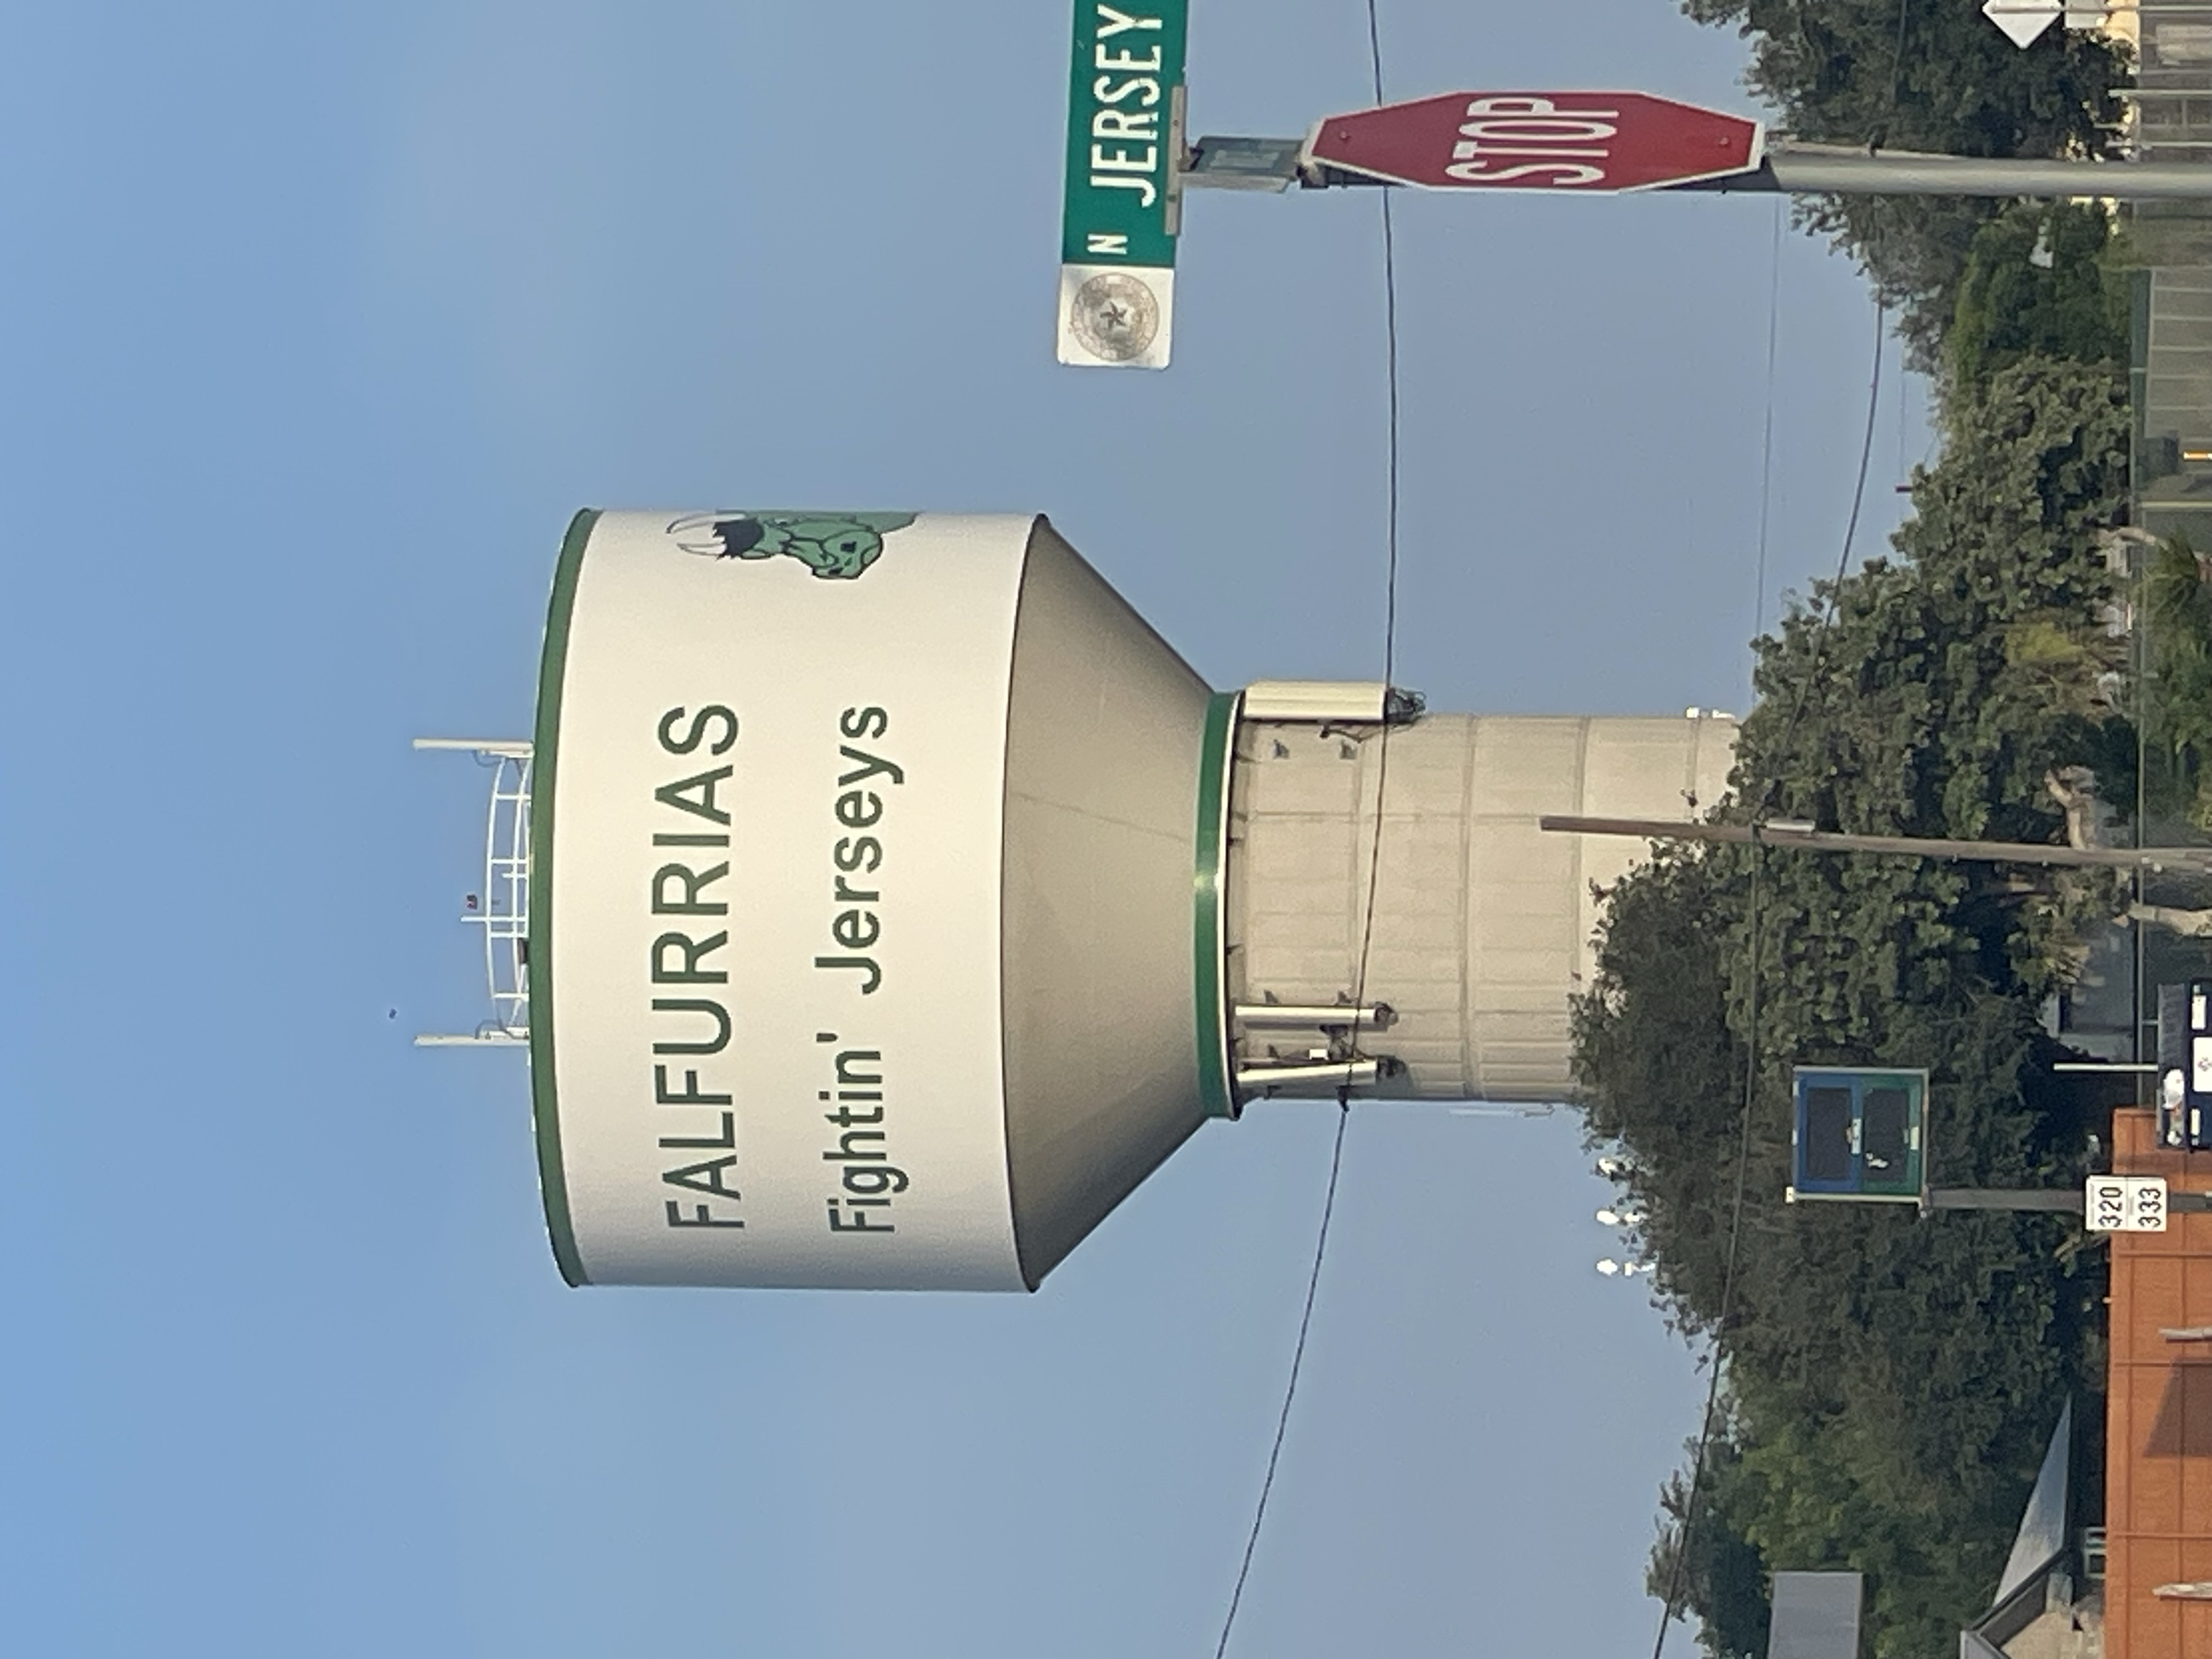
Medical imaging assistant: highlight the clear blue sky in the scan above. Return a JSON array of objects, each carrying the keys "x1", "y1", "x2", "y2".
[{"x1": 0, "y1": 3, "x2": 1928, "y2": 1655}]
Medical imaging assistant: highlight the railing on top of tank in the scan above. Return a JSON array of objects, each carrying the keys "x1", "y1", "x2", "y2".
[
  {"x1": 476, "y1": 748, "x2": 532, "y2": 1036},
  {"x1": 411, "y1": 738, "x2": 533, "y2": 1042}
]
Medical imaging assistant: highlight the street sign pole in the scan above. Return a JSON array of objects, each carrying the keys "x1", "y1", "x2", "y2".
[
  {"x1": 1174, "y1": 88, "x2": 2212, "y2": 202},
  {"x1": 1925, "y1": 1178, "x2": 2190, "y2": 1224},
  {"x1": 1073, "y1": 82, "x2": 2212, "y2": 371},
  {"x1": 1057, "y1": 1, "x2": 1190, "y2": 370},
  {"x1": 1184, "y1": 134, "x2": 2212, "y2": 202},
  {"x1": 1925, "y1": 1188, "x2": 2100, "y2": 1212},
  {"x1": 1686, "y1": 144, "x2": 2212, "y2": 202}
]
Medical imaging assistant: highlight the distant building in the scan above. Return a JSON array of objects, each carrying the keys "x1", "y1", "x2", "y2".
[
  {"x1": 2101, "y1": 1106, "x2": 2212, "y2": 1657},
  {"x1": 1961, "y1": 1400, "x2": 2098, "y2": 1658}
]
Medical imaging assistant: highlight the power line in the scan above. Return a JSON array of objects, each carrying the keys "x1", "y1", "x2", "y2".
[
  {"x1": 1212, "y1": 7, "x2": 1403, "y2": 1652},
  {"x1": 1351, "y1": 191, "x2": 1404, "y2": 1025},
  {"x1": 1649, "y1": 4, "x2": 1902, "y2": 1611},
  {"x1": 1648, "y1": 295, "x2": 1891, "y2": 1658},
  {"x1": 1210, "y1": 1104, "x2": 1352, "y2": 1658},
  {"x1": 1362, "y1": 0, "x2": 1388, "y2": 115},
  {"x1": 1880, "y1": 0, "x2": 1914, "y2": 148},
  {"x1": 1753, "y1": 200, "x2": 1784, "y2": 640},
  {"x1": 1649, "y1": 848, "x2": 1764, "y2": 1659},
  {"x1": 1756, "y1": 295, "x2": 1888, "y2": 809},
  {"x1": 1347, "y1": 0, "x2": 1403, "y2": 1060}
]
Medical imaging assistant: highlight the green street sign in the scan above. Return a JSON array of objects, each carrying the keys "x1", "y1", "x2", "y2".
[
  {"x1": 1057, "y1": 1, "x2": 1188, "y2": 369},
  {"x1": 1062, "y1": 1, "x2": 1187, "y2": 266}
]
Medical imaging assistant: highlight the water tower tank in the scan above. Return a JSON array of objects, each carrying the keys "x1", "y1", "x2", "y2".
[{"x1": 419, "y1": 510, "x2": 1736, "y2": 1290}]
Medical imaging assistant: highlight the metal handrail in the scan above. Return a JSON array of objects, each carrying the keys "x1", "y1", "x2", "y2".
[
  {"x1": 411, "y1": 738, "x2": 534, "y2": 1048},
  {"x1": 476, "y1": 752, "x2": 532, "y2": 1036}
]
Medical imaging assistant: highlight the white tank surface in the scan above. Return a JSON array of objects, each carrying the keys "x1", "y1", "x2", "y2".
[
  {"x1": 419, "y1": 509, "x2": 1739, "y2": 1290},
  {"x1": 997, "y1": 519, "x2": 1216, "y2": 1285},
  {"x1": 475, "y1": 510, "x2": 1216, "y2": 1292}
]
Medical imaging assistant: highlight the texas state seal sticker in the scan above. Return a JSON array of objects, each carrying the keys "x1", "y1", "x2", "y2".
[{"x1": 1068, "y1": 273, "x2": 1160, "y2": 363}]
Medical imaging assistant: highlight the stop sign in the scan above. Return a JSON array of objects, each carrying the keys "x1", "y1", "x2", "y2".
[{"x1": 1305, "y1": 91, "x2": 1764, "y2": 193}]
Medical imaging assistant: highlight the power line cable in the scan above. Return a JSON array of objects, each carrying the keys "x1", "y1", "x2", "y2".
[
  {"x1": 1753, "y1": 200, "x2": 1785, "y2": 640},
  {"x1": 1351, "y1": 201, "x2": 1404, "y2": 1023},
  {"x1": 1878, "y1": 0, "x2": 1914, "y2": 147},
  {"x1": 1347, "y1": 0, "x2": 1403, "y2": 1053},
  {"x1": 1212, "y1": 8, "x2": 1402, "y2": 1653},
  {"x1": 1755, "y1": 295, "x2": 1888, "y2": 810},
  {"x1": 1211, "y1": 1104, "x2": 1352, "y2": 1659},
  {"x1": 1651, "y1": 0, "x2": 1899, "y2": 1600},
  {"x1": 1647, "y1": 294, "x2": 1890, "y2": 1658},
  {"x1": 1649, "y1": 846, "x2": 1764, "y2": 1659}
]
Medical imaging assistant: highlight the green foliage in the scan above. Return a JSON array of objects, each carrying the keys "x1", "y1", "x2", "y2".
[
  {"x1": 1574, "y1": 352, "x2": 2126, "y2": 1659},
  {"x1": 1739, "y1": 356, "x2": 2134, "y2": 864},
  {"x1": 1588, "y1": 857, "x2": 2101, "y2": 1655},
  {"x1": 1947, "y1": 204, "x2": 2129, "y2": 405},
  {"x1": 2142, "y1": 535, "x2": 2212, "y2": 829},
  {"x1": 1649, "y1": 1435, "x2": 1771, "y2": 1659},
  {"x1": 1681, "y1": 0, "x2": 2130, "y2": 363}
]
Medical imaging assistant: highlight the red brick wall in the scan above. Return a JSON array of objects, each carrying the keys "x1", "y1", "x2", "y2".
[{"x1": 2107, "y1": 1108, "x2": 2212, "y2": 1659}]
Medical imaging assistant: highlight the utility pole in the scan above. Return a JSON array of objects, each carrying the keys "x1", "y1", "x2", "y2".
[{"x1": 1536, "y1": 814, "x2": 2212, "y2": 876}]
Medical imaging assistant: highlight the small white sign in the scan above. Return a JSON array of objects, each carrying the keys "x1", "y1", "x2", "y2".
[
  {"x1": 1057, "y1": 263, "x2": 1175, "y2": 370},
  {"x1": 2087, "y1": 1175, "x2": 2169, "y2": 1232},
  {"x1": 1983, "y1": 0, "x2": 2060, "y2": 48}
]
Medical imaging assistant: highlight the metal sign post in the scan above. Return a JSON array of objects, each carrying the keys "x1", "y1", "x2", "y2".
[
  {"x1": 1293, "y1": 92, "x2": 2212, "y2": 200},
  {"x1": 1291, "y1": 93, "x2": 2212, "y2": 201},
  {"x1": 1923, "y1": 1179, "x2": 2200, "y2": 1222},
  {"x1": 1693, "y1": 146, "x2": 2212, "y2": 201},
  {"x1": 1067, "y1": 69, "x2": 2212, "y2": 368}
]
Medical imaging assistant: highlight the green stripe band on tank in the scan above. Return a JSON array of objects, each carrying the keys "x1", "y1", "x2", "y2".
[
  {"x1": 1193, "y1": 691, "x2": 1239, "y2": 1120},
  {"x1": 527, "y1": 509, "x2": 600, "y2": 1288}
]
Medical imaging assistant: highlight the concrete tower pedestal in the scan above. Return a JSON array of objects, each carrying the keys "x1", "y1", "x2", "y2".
[{"x1": 1224, "y1": 709, "x2": 1738, "y2": 1104}]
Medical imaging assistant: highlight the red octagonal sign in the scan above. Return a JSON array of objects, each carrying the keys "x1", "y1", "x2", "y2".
[{"x1": 1305, "y1": 91, "x2": 1764, "y2": 193}]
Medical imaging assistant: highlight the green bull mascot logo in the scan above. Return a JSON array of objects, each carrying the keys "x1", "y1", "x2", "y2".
[{"x1": 668, "y1": 511, "x2": 917, "y2": 580}]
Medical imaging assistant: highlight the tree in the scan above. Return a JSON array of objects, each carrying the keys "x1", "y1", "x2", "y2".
[
  {"x1": 2142, "y1": 535, "x2": 2212, "y2": 830},
  {"x1": 1680, "y1": 0, "x2": 2130, "y2": 363},
  {"x1": 1572, "y1": 351, "x2": 2127, "y2": 1658},
  {"x1": 1946, "y1": 202, "x2": 2129, "y2": 405},
  {"x1": 1648, "y1": 1425, "x2": 1771, "y2": 1659}
]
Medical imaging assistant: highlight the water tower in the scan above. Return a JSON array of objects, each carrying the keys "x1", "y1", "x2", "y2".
[{"x1": 420, "y1": 510, "x2": 1734, "y2": 1290}]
